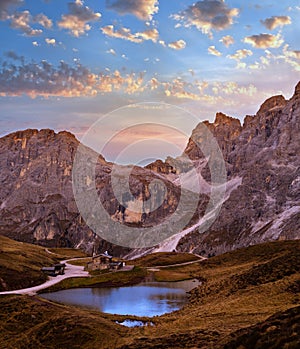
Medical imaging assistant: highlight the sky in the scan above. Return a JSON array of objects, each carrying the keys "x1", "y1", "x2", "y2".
[{"x1": 0, "y1": 0, "x2": 300, "y2": 163}]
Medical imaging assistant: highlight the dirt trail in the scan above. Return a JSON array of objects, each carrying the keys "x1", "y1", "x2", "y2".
[
  {"x1": 0, "y1": 253, "x2": 205, "y2": 295},
  {"x1": 145, "y1": 255, "x2": 207, "y2": 270},
  {"x1": 0, "y1": 260, "x2": 90, "y2": 296}
]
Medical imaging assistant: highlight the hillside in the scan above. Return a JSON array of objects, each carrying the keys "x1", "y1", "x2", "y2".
[
  {"x1": 0, "y1": 240, "x2": 299, "y2": 348},
  {"x1": 0, "y1": 235, "x2": 58, "y2": 291}
]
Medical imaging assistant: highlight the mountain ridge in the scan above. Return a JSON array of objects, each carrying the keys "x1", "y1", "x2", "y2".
[{"x1": 0, "y1": 81, "x2": 299, "y2": 256}]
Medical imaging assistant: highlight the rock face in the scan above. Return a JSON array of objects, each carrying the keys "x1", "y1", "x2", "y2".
[
  {"x1": 175, "y1": 83, "x2": 300, "y2": 256},
  {"x1": 0, "y1": 82, "x2": 299, "y2": 257},
  {"x1": 0, "y1": 129, "x2": 182, "y2": 255}
]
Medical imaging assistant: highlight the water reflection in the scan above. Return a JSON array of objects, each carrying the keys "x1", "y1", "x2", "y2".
[
  {"x1": 116, "y1": 320, "x2": 154, "y2": 327},
  {"x1": 40, "y1": 279, "x2": 200, "y2": 317}
]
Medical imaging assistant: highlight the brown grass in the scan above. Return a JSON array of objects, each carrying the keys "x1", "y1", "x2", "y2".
[
  {"x1": 66, "y1": 257, "x2": 92, "y2": 266},
  {"x1": 0, "y1": 239, "x2": 299, "y2": 348},
  {"x1": 127, "y1": 252, "x2": 201, "y2": 267},
  {"x1": 47, "y1": 248, "x2": 88, "y2": 259},
  {"x1": 0, "y1": 235, "x2": 58, "y2": 291},
  {"x1": 41, "y1": 267, "x2": 148, "y2": 293}
]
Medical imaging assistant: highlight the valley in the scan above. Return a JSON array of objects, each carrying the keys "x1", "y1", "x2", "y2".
[{"x1": 0, "y1": 238, "x2": 299, "y2": 348}]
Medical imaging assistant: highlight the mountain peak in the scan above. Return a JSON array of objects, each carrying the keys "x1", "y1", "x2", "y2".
[
  {"x1": 293, "y1": 81, "x2": 300, "y2": 98},
  {"x1": 257, "y1": 95, "x2": 286, "y2": 114},
  {"x1": 214, "y1": 112, "x2": 241, "y2": 127}
]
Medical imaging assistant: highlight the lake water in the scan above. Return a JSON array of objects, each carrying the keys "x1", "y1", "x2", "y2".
[{"x1": 40, "y1": 279, "x2": 200, "y2": 317}]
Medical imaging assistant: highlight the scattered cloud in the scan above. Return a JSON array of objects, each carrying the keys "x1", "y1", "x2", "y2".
[
  {"x1": 102, "y1": 25, "x2": 141, "y2": 43},
  {"x1": 208, "y1": 45, "x2": 222, "y2": 56},
  {"x1": 34, "y1": 13, "x2": 53, "y2": 29},
  {"x1": 101, "y1": 25, "x2": 159, "y2": 44},
  {"x1": 45, "y1": 38, "x2": 56, "y2": 45},
  {"x1": 212, "y1": 81, "x2": 257, "y2": 96},
  {"x1": 0, "y1": 59, "x2": 98, "y2": 98},
  {"x1": 58, "y1": 0, "x2": 101, "y2": 37},
  {"x1": 4, "y1": 50, "x2": 24, "y2": 61},
  {"x1": 245, "y1": 45, "x2": 300, "y2": 72},
  {"x1": 243, "y1": 33, "x2": 284, "y2": 49},
  {"x1": 227, "y1": 49, "x2": 253, "y2": 68},
  {"x1": 0, "y1": 58, "x2": 148, "y2": 98},
  {"x1": 261, "y1": 16, "x2": 291, "y2": 30},
  {"x1": 1, "y1": 4, "x2": 52, "y2": 35},
  {"x1": 283, "y1": 45, "x2": 300, "y2": 60},
  {"x1": 106, "y1": 0, "x2": 159, "y2": 21},
  {"x1": 9, "y1": 11, "x2": 43, "y2": 36},
  {"x1": 32, "y1": 41, "x2": 39, "y2": 46},
  {"x1": 172, "y1": 0, "x2": 239, "y2": 37},
  {"x1": 106, "y1": 48, "x2": 116, "y2": 55},
  {"x1": 228, "y1": 49, "x2": 253, "y2": 61},
  {"x1": 281, "y1": 45, "x2": 300, "y2": 71},
  {"x1": 136, "y1": 28, "x2": 159, "y2": 43},
  {"x1": 159, "y1": 39, "x2": 166, "y2": 47},
  {"x1": 0, "y1": 54, "x2": 263, "y2": 110},
  {"x1": 168, "y1": 39, "x2": 186, "y2": 50},
  {"x1": 219, "y1": 35, "x2": 234, "y2": 47},
  {"x1": 287, "y1": 6, "x2": 300, "y2": 12}
]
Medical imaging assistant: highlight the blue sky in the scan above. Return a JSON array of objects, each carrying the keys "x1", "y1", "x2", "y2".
[{"x1": 0, "y1": 0, "x2": 300, "y2": 162}]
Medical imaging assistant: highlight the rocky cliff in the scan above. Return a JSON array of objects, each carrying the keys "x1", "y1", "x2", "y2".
[
  {"x1": 0, "y1": 82, "x2": 299, "y2": 257},
  {"x1": 174, "y1": 83, "x2": 300, "y2": 256},
  {"x1": 0, "y1": 128, "x2": 186, "y2": 255}
]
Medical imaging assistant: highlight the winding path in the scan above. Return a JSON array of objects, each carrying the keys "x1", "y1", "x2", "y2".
[
  {"x1": 0, "y1": 259, "x2": 90, "y2": 296},
  {"x1": 145, "y1": 254, "x2": 206, "y2": 271},
  {"x1": 0, "y1": 253, "x2": 206, "y2": 296}
]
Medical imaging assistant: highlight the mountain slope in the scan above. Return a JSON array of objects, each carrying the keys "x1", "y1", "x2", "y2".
[
  {"x1": 0, "y1": 128, "x2": 188, "y2": 254},
  {"x1": 150, "y1": 82, "x2": 300, "y2": 256},
  {"x1": 0, "y1": 82, "x2": 299, "y2": 256}
]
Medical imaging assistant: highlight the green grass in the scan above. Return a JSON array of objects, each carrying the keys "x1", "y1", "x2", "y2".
[{"x1": 0, "y1": 235, "x2": 59, "y2": 291}]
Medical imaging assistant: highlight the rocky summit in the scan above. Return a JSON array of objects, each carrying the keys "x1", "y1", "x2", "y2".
[{"x1": 0, "y1": 82, "x2": 299, "y2": 256}]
